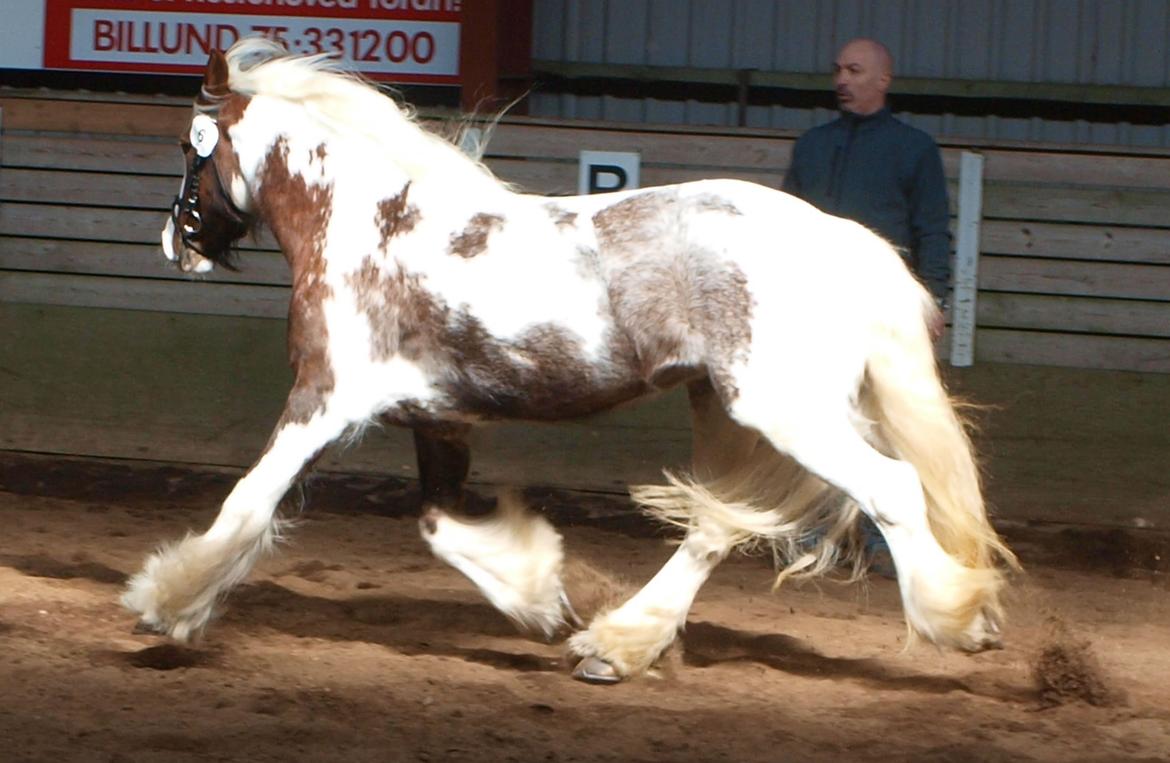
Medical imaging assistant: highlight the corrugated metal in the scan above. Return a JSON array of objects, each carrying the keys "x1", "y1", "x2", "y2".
[{"x1": 530, "y1": 0, "x2": 1170, "y2": 148}]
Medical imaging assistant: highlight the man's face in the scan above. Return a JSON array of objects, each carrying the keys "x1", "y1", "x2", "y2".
[{"x1": 833, "y1": 41, "x2": 890, "y2": 115}]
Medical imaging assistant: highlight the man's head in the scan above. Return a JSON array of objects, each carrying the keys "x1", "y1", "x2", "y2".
[{"x1": 833, "y1": 38, "x2": 893, "y2": 115}]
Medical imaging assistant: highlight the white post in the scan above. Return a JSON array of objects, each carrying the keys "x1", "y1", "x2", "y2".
[
  {"x1": 950, "y1": 150, "x2": 984, "y2": 367},
  {"x1": 0, "y1": 105, "x2": 5, "y2": 234}
]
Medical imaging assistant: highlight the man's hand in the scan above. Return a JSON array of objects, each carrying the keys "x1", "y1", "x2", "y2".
[{"x1": 929, "y1": 295, "x2": 948, "y2": 341}]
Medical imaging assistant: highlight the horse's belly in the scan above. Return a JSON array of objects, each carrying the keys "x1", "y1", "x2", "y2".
[{"x1": 438, "y1": 364, "x2": 653, "y2": 422}]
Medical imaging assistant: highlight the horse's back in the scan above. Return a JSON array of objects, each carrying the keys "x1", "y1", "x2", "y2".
[{"x1": 539, "y1": 177, "x2": 928, "y2": 398}]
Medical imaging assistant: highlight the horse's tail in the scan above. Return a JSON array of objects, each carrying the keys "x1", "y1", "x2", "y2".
[{"x1": 861, "y1": 289, "x2": 1019, "y2": 575}]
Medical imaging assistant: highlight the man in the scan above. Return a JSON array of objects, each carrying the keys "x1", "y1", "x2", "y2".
[{"x1": 783, "y1": 38, "x2": 951, "y2": 308}]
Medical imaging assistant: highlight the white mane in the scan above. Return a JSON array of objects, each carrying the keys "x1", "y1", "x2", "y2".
[{"x1": 223, "y1": 38, "x2": 500, "y2": 190}]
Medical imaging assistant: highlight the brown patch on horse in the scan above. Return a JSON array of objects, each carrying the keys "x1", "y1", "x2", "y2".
[
  {"x1": 690, "y1": 266, "x2": 752, "y2": 401},
  {"x1": 692, "y1": 194, "x2": 743, "y2": 216},
  {"x1": 345, "y1": 249, "x2": 647, "y2": 420},
  {"x1": 345, "y1": 256, "x2": 447, "y2": 363},
  {"x1": 545, "y1": 204, "x2": 578, "y2": 229},
  {"x1": 593, "y1": 190, "x2": 753, "y2": 402},
  {"x1": 448, "y1": 213, "x2": 504, "y2": 259},
  {"x1": 256, "y1": 136, "x2": 337, "y2": 426},
  {"x1": 437, "y1": 313, "x2": 647, "y2": 420},
  {"x1": 376, "y1": 184, "x2": 420, "y2": 248},
  {"x1": 591, "y1": 191, "x2": 672, "y2": 242}
]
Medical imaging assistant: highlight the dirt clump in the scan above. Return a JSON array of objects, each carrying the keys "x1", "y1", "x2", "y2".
[{"x1": 1032, "y1": 618, "x2": 1120, "y2": 707}]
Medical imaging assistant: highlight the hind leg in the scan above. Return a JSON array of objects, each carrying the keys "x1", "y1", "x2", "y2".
[
  {"x1": 414, "y1": 425, "x2": 471, "y2": 517},
  {"x1": 568, "y1": 515, "x2": 734, "y2": 682},
  {"x1": 565, "y1": 380, "x2": 755, "y2": 682},
  {"x1": 413, "y1": 426, "x2": 578, "y2": 639},
  {"x1": 730, "y1": 392, "x2": 1001, "y2": 651},
  {"x1": 687, "y1": 378, "x2": 760, "y2": 479},
  {"x1": 421, "y1": 491, "x2": 574, "y2": 639},
  {"x1": 123, "y1": 391, "x2": 351, "y2": 640}
]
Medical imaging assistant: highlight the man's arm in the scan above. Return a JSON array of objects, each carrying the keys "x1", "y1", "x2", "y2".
[{"x1": 908, "y1": 141, "x2": 952, "y2": 300}]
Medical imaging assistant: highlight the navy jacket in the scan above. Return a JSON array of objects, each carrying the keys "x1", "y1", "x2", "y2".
[{"x1": 782, "y1": 108, "x2": 951, "y2": 299}]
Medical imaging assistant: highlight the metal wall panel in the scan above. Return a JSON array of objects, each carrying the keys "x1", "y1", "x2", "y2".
[{"x1": 529, "y1": 0, "x2": 1170, "y2": 147}]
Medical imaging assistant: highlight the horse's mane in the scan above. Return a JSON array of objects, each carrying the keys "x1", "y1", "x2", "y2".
[{"x1": 223, "y1": 38, "x2": 501, "y2": 190}]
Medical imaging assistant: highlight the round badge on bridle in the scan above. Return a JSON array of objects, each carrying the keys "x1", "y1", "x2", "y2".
[{"x1": 190, "y1": 114, "x2": 220, "y2": 158}]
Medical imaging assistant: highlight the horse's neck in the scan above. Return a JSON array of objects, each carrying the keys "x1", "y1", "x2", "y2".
[
  {"x1": 236, "y1": 96, "x2": 513, "y2": 281},
  {"x1": 252, "y1": 141, "x2": 509, "y2": 284}
]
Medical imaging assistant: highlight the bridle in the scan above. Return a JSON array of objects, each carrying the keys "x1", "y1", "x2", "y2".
[
  {"x1": 170, "y1": 111, "x2": 251, "y2": 257},
  {"x1": 171, "y1": 113, "x2": 219, "y2": 254}
]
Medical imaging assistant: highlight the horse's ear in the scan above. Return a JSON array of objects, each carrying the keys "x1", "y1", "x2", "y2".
[{"x1": 200, "y1": 49, "x2": 230, "y2": 103}]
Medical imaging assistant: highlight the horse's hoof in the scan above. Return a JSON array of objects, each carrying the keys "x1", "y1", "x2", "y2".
[
  {"x1": 572, "y1": 656, "x2": 623, "y2": 685},
  {"x1": 132, "y1": 620, "x2": 165, "y2": 635},
  {"x1": 961, "y1": 609, "x2": 1003, "y2": 652}
]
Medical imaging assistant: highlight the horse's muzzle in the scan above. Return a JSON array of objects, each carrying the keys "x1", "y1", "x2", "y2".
[{"x1": 161, "y1": 216, "x2": 213, "y2": 274}]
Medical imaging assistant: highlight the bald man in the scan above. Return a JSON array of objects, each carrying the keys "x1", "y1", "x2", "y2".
[{"x1": 783, "y1": 38, "x2": 951, "y2": 306}]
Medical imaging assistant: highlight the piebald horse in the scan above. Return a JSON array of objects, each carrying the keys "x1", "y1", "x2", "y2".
[{"x1": 124, "y1": 39, "x2": 1016, "y2": 683}]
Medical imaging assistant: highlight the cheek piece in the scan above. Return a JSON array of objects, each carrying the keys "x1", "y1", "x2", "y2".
[{"x1": 171, "y1": 114, "x2": 220, "y2": 254}]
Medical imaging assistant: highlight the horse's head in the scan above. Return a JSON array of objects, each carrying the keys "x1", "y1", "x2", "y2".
[{"x1": 163, "y1": 49, "x2": 254, "y2": 274}]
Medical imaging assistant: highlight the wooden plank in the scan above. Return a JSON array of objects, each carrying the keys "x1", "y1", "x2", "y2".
[
  {"x1": 489, "y1": 133, "x2": 1170, "y2": 190},
  {"x1": 0, "y1": 167, "x2": 178, "y2": 208},
  {"x1": 0, "y1": 204, "x2": 279, "y2": 251},
  {"x1": 0, "y1": 238, "x2": 290, "y2": 286},
  {"x1": 982, "y1": 185, "x2": 1170, "y2": 227},
  {"x1": 977, "y1": 149, "x2": 1170, "y2": 190},
  {"x1": 976, "y1": 328, "x2": 1170, "y2": 373},
  {"x1": 978, "y1": 293, "x2": 1170, "y2": 338},
  {"x1": 980, "y1": 220, "x2": 1170, "y2": 265},
  {"x1": 0, "y1": 202, "x2": 170, "y2": 243},
  {"x1": 487, "y1": 121, "x2": 794, "y2": 170},
  {"x1": 1, "y1": 134, "x2": 180, "y2": 174},
  {"x1": 0, "y1": 271, "x2": 290, "y2": 318},
  {"x1": 0, "y1": 96, "x2": 189, "y2": 137},
  {"x1": 979, "y1": 256, "x2": 1170, "y2": 301}
]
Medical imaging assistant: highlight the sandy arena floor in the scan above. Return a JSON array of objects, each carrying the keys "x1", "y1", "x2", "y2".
[{"x1": 1, "y1": 453, "x2": 1168, "y2": 762}]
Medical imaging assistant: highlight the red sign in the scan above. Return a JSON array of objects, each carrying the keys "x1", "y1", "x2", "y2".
[{"x1": 41, "y1": 0, "x2": 462, "y2": 84}]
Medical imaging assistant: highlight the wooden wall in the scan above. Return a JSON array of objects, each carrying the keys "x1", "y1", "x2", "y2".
[
  {"x1": 2, "y1": 90, "x2": 1168, "y2": 372},
  {"x1": 1, "y1": 90, "x2": 1168, "y2": 526}
]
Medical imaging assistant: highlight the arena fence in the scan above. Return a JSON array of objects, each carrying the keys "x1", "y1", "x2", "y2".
[{"x1": 2, "y1": 90, "x2": 1168, "y2": 373}]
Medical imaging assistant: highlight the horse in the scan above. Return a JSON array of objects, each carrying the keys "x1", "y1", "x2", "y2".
[{"x1": 124, "y1": 38, "x2": 1017, "y2": 684}]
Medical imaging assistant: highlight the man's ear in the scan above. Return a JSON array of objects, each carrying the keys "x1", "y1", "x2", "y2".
[{"x1": 199, "y1": 49, "x2": 230, "y2": 104}]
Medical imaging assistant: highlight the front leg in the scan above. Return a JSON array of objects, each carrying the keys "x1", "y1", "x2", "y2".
[{"x1": 123, "y1": 388, "x2": 352, "y2": 641}]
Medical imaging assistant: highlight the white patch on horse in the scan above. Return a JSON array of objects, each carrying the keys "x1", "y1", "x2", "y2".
[{"x1": 161, "y1": 217, "x2": 177, "y2": 262}]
